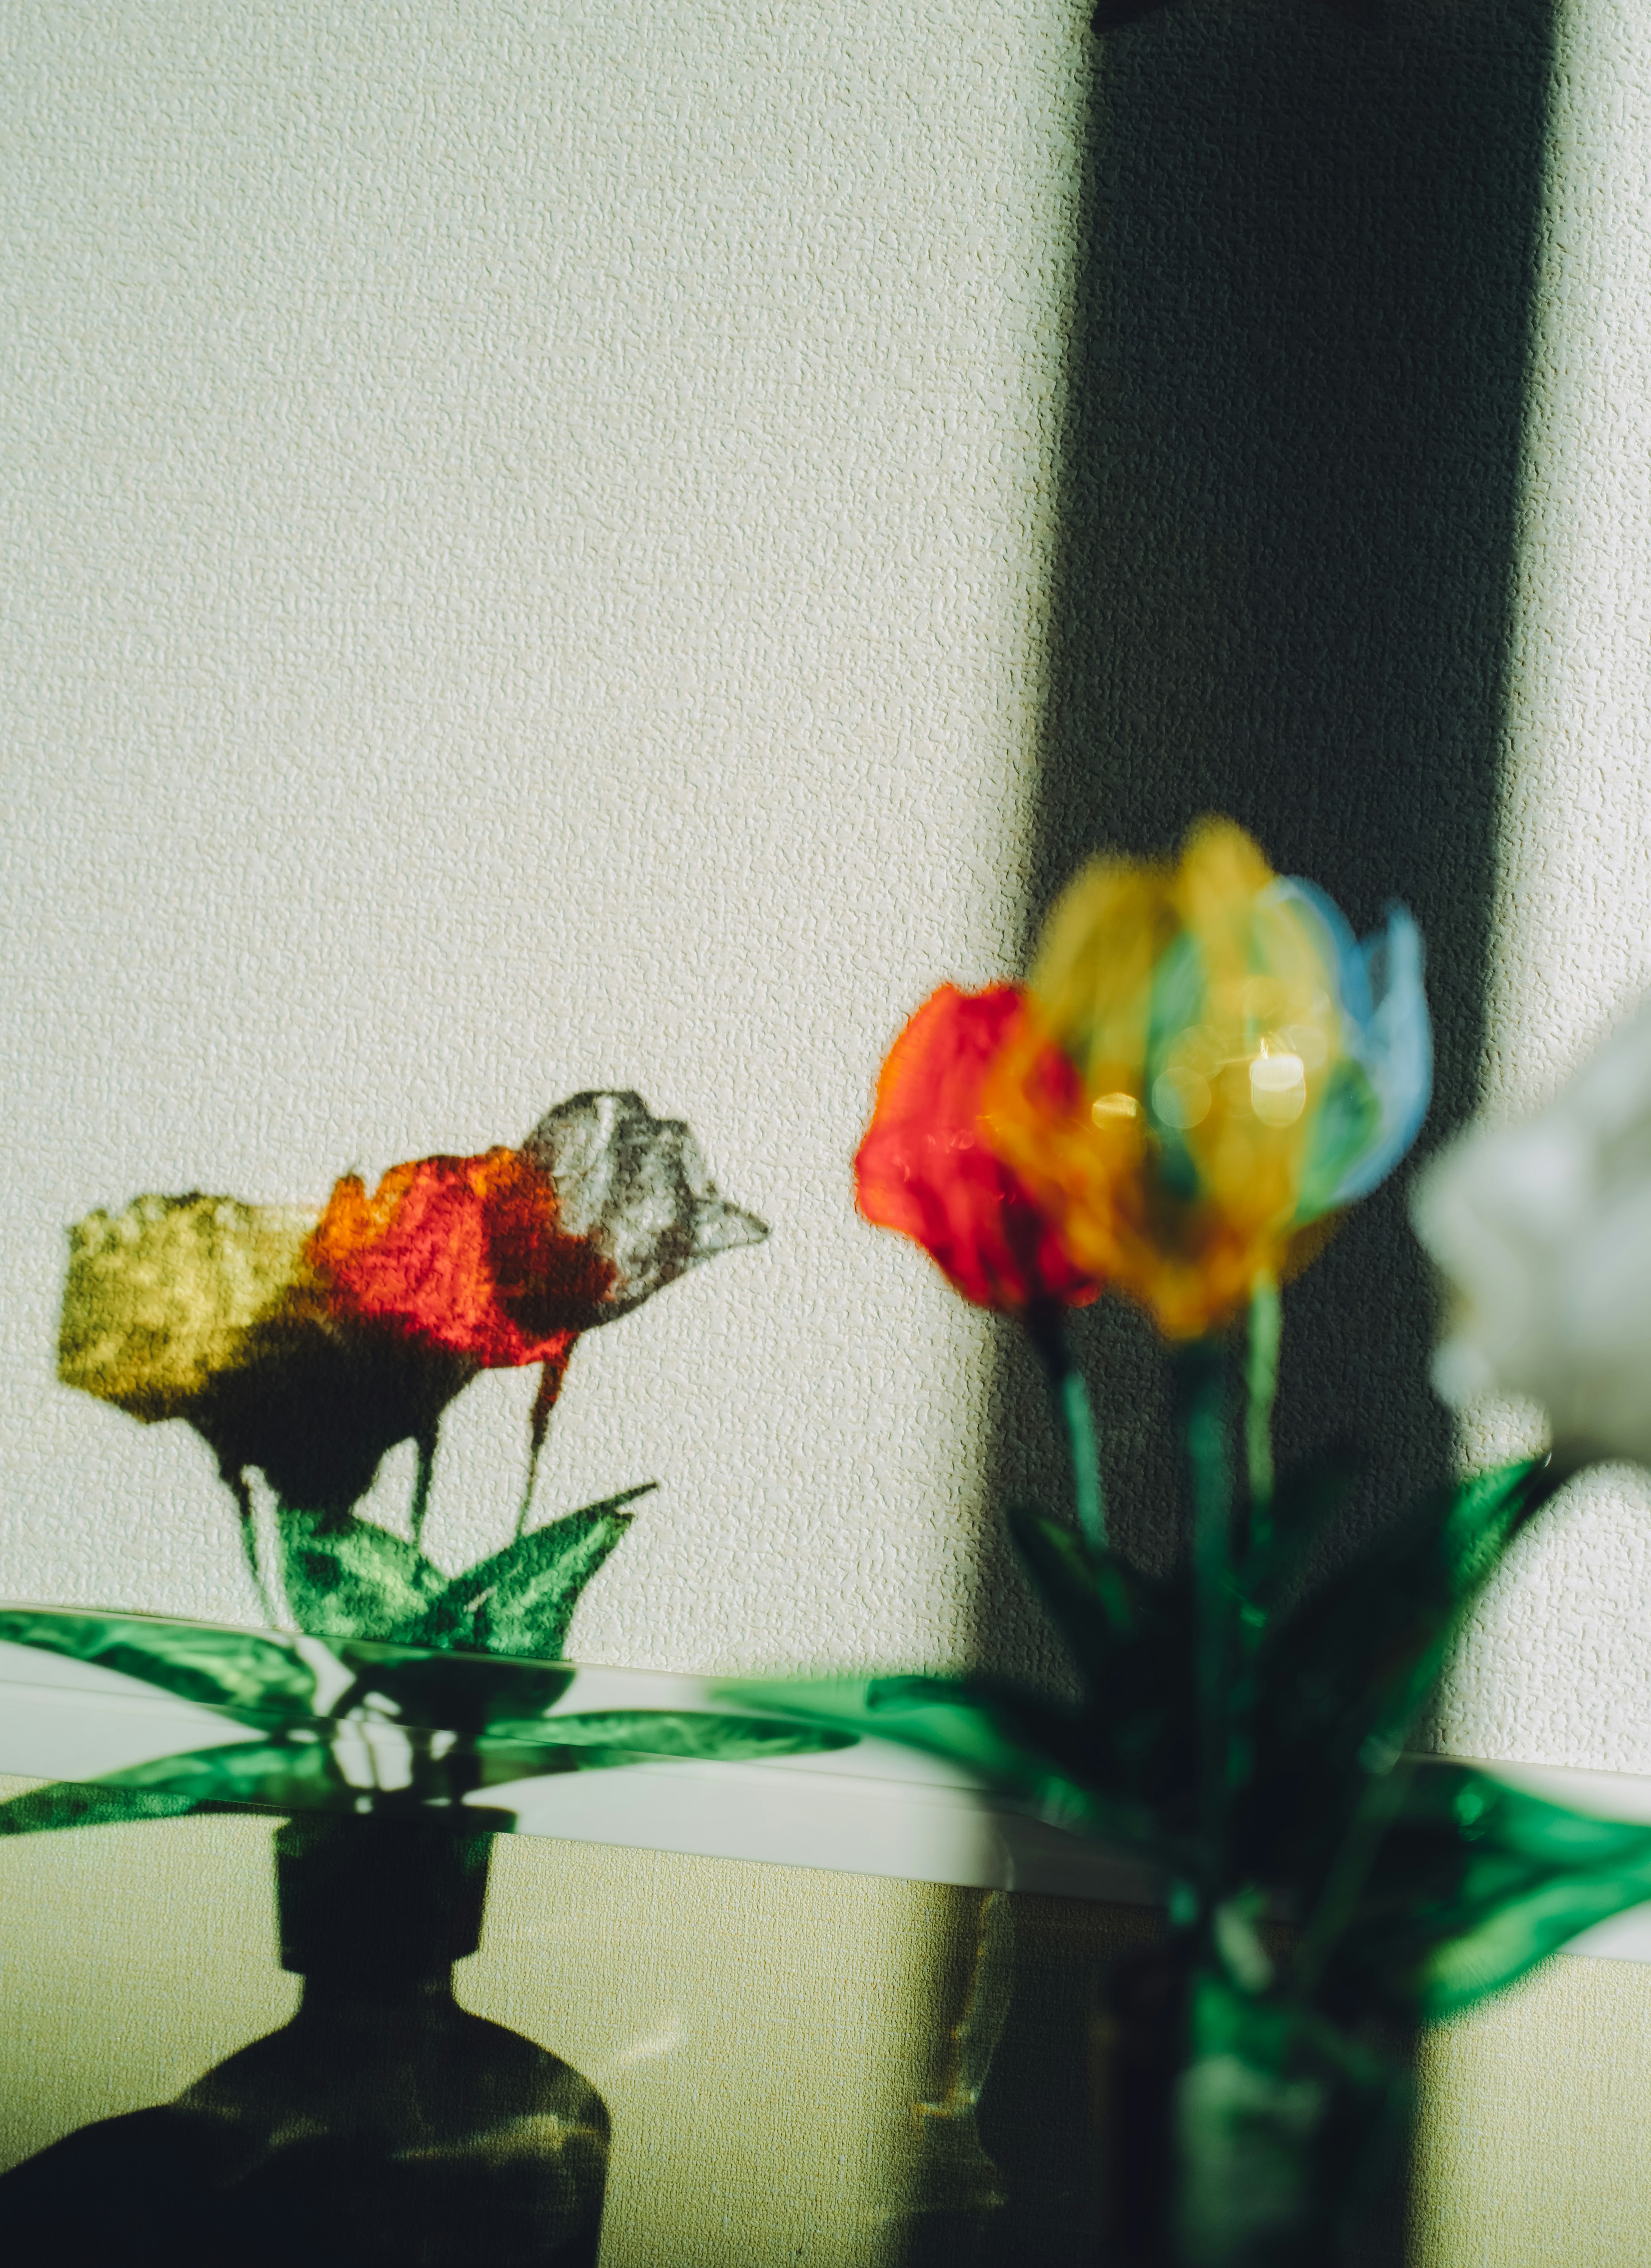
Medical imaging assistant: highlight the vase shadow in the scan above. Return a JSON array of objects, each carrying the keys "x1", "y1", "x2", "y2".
[{"x1": 0, "y1": 1811, "x2": 609, "y2": 2268}]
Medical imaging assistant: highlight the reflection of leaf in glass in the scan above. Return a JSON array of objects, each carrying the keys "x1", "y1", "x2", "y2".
[
  {"x1": 328, "y1": 1640, "x2": 575, "y2": 1737},
  {"x1": 480, "y1": 1709, "x2": 859, "y2": 1766},
  {"x1": 0, "y1": 1781, "x2": 201, "y2": 1835},
  {"x1": 0, "y1": 1607, "x2": 316, "y2": 1728},
  {"x1": 0, "y1": 1737, "x2": 349, "y2": 1836},
  {"x1": 276, "y1": 1509, "x2": 449, "y2": 1641},
  {"x1": 406, "y1": 1488, "x2": 654, "y2": 1660}
]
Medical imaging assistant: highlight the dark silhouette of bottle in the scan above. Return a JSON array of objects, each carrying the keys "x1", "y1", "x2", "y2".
[{"x1": 0, "y1": 1810, "x2": 609, "y2": 2267}]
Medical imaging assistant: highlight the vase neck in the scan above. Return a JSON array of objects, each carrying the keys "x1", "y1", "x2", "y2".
[
  {"x1": 273, "y1": 1811, "x2": 506, "y2": 1978},
  {"x1": 297, "y1": 1964, "x2": 460, "y2": 2014}
]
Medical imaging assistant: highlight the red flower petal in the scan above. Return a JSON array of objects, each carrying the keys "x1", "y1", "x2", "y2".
[
  {"x1": 309, "y1": 1149, "x2": 615, "y2": 1368},
  {"x1": 854, "y1": 984, "x2": 1101, "y2": 1313}
]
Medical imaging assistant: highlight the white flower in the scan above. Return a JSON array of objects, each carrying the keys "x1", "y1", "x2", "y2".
[{"x1": 1411, "y1": 1002, "x2": 1651, "y2": 1464}]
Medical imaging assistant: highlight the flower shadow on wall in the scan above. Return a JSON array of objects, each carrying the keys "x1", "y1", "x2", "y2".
[
  {"x1": 746, "y1": 820, "x2": 1651, "y2": 2268},
  {"x1": 0, "y1": 1093, "x2": 854, "y2": 2267},
  {"x1": 3, "y1": 1090, "x2": 849, "y2": 1836}
]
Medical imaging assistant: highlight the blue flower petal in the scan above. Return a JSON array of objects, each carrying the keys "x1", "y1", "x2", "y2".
[
  {"x1": 1265, "y1": 881, "x2": 1433, "y2": 1208},
  {"x1": 1335, "y1": 900, "x2": 1431, "y2": 1201}
]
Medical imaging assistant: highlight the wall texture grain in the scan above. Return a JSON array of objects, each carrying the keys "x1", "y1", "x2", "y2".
[{"x1": 0, "y1": 0, "x2": 1085, "y2": 1678}]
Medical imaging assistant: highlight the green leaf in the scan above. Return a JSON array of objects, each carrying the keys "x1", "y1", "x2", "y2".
[
  {"x1": 276, "y1": 1507, "x2": 449, "y2": 1642},
  {"x1": 1007, "y1": 1507, "x2": 1142, "y2": 1663},
  {"x1": 723, "y1": 1673, "x2": 1161, "y2": 1851},
  {"x1": 1234, "y1": 1448, "x2": 1364, "y2": 1617},
  {"x1": 406, "y1": 1487, "x2": 652, "y2": 1659},
  {"x1": 482, "y1": 1709, "x2": 858, "y2": 1765},
  {"x1": 1418, "y1": 1871, "x2": 1651, "y2": 2016},
  {"x1": 1243, "y1": 1463, "x2": 1544, "y2": 1887},
  {"x1": 1436, "y1": 1461, "x2": 1547, "y2": 1601},
  {"x1": 1007, "y1": 1507, "x2": 1196, "y2": 1812},
  {"x1": 0, "y1": 1607, "x2": 316, "y2": 1728},
  {"x1": 1339, "y1": 1763, "x2": 1651, "y2": 2018}
]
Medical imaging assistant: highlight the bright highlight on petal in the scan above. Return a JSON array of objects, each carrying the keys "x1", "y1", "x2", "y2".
[{"x1": 1250, "y1": 1052, "x2": 1307, "y2": 1127}]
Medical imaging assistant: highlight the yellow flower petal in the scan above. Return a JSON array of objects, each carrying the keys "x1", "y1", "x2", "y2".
[
  {"x1": 982, "y1": 818, "x2": 1348, "y2": 1338},
  {"x1": 58, "y1": 1194, "x2": 320, "y2": 1421}
]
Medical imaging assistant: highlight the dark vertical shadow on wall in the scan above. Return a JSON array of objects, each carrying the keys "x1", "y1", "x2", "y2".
[
  {"x1": 965, "y1": 3, "x2": 1555, "y2": 2260},
  {"x1": 977, "y1": 0, "x2": 1556, "y2": 1668}
]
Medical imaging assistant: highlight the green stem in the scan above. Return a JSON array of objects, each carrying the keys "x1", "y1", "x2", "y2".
[
  {"x1": 408, "y1": 1426, "x2": 438, "y2": 1550},
  {"x1": 1025, "y1": 1302, "x2": 1107, "y2": 1555},
  {"x1": 1177, "y1": 1338, "x2": 1234, "y2": 1869},
  {"x1": 515, "y1": 1347, "x2": 579, "y2": 1541},
  {"x1": 1292, "y1": 1753, "x2": 1415, "y2": 1996},
  {"x1": 224, "y1": 1465, "x2": 283, "y2": 1628},
  {"x1": 1244, "y1": 1275, "x2": 1281, "y2": 1553}
]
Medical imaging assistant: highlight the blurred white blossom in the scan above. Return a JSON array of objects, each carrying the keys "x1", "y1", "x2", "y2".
[{"x1": 1412, "y1": 1003, "x2": 1651, "y2": 1464}]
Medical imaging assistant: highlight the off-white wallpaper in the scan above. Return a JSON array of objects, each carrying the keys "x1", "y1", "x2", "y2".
[
  {"x1": 5, "y1": 0, "x2": 1651, "y2": 1792},
  {"x1": 0, "y1": 0, "x2": 1084, "y2": 1675}
]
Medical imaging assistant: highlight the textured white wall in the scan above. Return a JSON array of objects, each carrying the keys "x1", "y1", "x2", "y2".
[
  {"x1": 6, "y1": 0, "x2": 1651, "y2": 1780},
  {"x1": 1433, "y1": 0, "x2": 1651, "y2": 1774},
  {"x1": 0, "y1": 0, "x2": 1085, "y2": 1674}
]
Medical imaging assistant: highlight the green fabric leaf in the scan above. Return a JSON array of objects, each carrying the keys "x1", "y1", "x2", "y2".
[
  {"x1": 1007, "y1": 1507, "x2": 1196, "y2": 1813},
  {"x1": 1334, "y1": 1764, "x2": 1651, "y2": 2018},
  {"x1": 1417, "y1": 1871, "x2": 1651, "y2": 2016},
  {"x1": 1007, "y1": 1507, "x2": 1142, "y2": 1663},
  {"x1": 1234, "y1": 1449, "x2": 1363, "y2": 1619},
  {"x1": 1242, "y1": 1463, "x2": 1543, "y2": 1890},
  {"x1": 405, "y1": 1487, "x2": 653, "y2": 1659},
  {"x1": 0, "y1": 1607, "x2": 316, "y2": 1728},
  {"x1": 276, "y1": 1507, "x2": 449, "y2": 1642},
  {"x1": 482, "y1": 1709, "x2": 858, "y2": 1765}
]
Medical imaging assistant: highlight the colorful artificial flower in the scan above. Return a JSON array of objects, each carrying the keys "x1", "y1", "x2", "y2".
[
  {"x1": 854, "y1": 983, "x2": 1102, "y2": 1312},
  {"x1": 982, "y1": 819, "x2": 1430, "y2": 1337},
  {"x1": 1412, "y1": 1001, "x2": 1651, "y2": 1466},
  {"x1": 856, "y1": 820, "x2": 1429, "y2": 1342}
]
